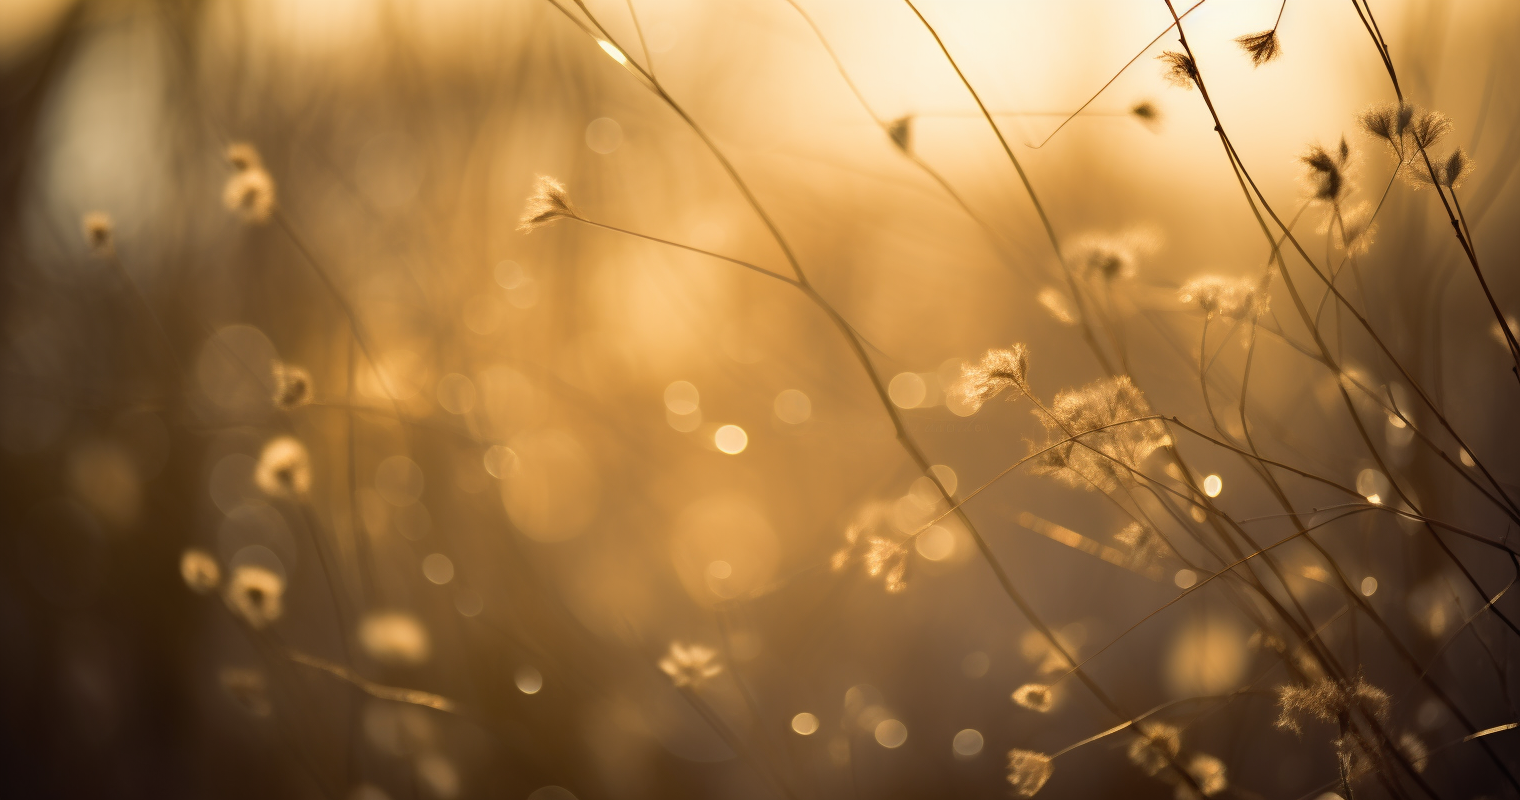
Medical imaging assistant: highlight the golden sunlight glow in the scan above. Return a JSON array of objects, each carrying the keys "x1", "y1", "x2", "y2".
[
  {"x1": 597, "y1": 40, "x2": 628, "y2": 65},
  {"x1": 714, "y1": 425, "x2": 748, "y2": 454}
]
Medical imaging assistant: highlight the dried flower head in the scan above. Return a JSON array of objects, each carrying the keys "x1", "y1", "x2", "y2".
[
  {"x1": 1011, "y1": 683, "x2": 1054, "y2": 712},
  {"x1": 953, "y1": 343, "x2": 1030, "y2": 413},
  {"x1": 81, "y1": 212, "x2": 114, "y2": 255},
  {"x1": 1175, "y1": 753, "x2": 1229, "y2": 799},
  {"x1": 1127, "y1": 722, "x2": 1182, "y2": 776},
  {"x1": 1006, "y1": 749, "x2": 1054, "y2": 797},
  {"x1": 1030, "y1": 376, "x2": 1170, "y2": 493},
  {"x1": 887, "y1": 115, "x2": 913, "y2": 152},
  {"x1": 830, "y1": 501, "x2": 911, "y2": 592},
  {"x1": 1275, "y1": 676, "x2": 1390, "y2": 735},
  {"x1": 1410, "y1": 147, "x2": 1474, "y2": 190},
  {"x1": 518, "y1": 175, "x2": 578, "y2": 232},
  {"x1": 180, "y1": 548, "x2": 222, "y2": 594},
  {"x1": 223, "y1": 167, "x2": 276, "y2": 223},
  {"x1": 1359, "y1": 101, "x2": 1415, "y2": 146},
  {"x1": 658, "y1": 641, "x2": 723, "y2": 687},
  {"x1": 272, "y1": 362, "x2": 314, "y2": 408},
  {"x1": 1389, "y1": 732, "x2": 1428, "y2": 774},
  {"x1": 1234, "y1": 30, "x2": 1282, "y2": 66},
  {"x1": 219, "y1": 666, "x2": 272, "y2": 716},
  {"x1": 1158, "y1": 51, "x2": 1197, "y2": 89},
  {"x1": 226, "y1": 142, "x2": 263, "y2": 171},
  {"x1": 225, "y1": 564, "x2": 285, "y2": 629},
  {"x1": 1115, "y1": 522, "x2": 1170, "y2": 572},
  {"x1": 1131, "y1": 100, "x2": 1161, "y2": 131},
  {"x1": 1302, "y1": 138, "x2": 1354, "y2": 204},
  {"x1": 1073, "y1": 238, "x2": 1134, "y2": 281},
  {"x1": 1179, "y1": 276, "x2": 1269, "y2": 319},
  {"x1": 1410, "y1": 110, "x2": 1452, "y2": 150},
  {"x1": 358, "y1": 611, "x2": 432, "y2": 667},
  {"x1": 255, "y1": 436, "x2": 312, "y2": 497},
  {"x1": 1038, "y1": 287, "x2": 1078, "y2": 325},
  {"x1": 1330, "y1": 201, "x2": 1378, "y2": 255}
]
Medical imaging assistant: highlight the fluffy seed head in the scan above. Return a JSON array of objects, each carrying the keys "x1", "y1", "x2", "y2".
[
  {"x1": 518, "y1": 175, "x2": 578, "y2": 232},
  {"x1": 1410, "y1": 110, "x2": 1452, "y2": 150},
  {"x1": 82, "y1": 212, "x2": 114, "y2": 255},
  {"x1": 255, "y1": 436, "x2": 312, "y2": 497},
  {"x1": 953, "y1": 343, "x2": 1030, "y2": 413},
  {"x1": 181, "y1": 548, "x2": 222, "y2": 594},
  {"x1": 1011, "y1": 683, "x2": 1054, "y2": 712},
  {"x1": 1275, "y1": 676, "x2": 1390, "y2": 735},
  {"x1": 1176, "y1": 753, "x2": 1229, "y2": 799},
  {"x1": 1127, "y1": 722, "x2": 1182, "y2": 776},
  {"x1": 272, "y1": 362, "x2": 314, "y2": 409},
  {"x1": 658, "y1": 641, "x2": 723, "y2": 687},
  {"x1": 1030, "y1": 376, "x2": 1170, "y2": 493},
  {"x1": 225, "y1": 565, "x2": 285, "y2": 629},
  {"x1": 1234, "y1": 30, "x2": 1282, "y2": 66},
  {"x1": 226, "y1": 142, "x2": 263, "y2": 171},
  {"x1": 1131, "y1": 100, "x2": 1161, "y2": 130},
  {"x1": 1302, "y1": 138, "x2": 1354, "y2": 203},
  {"x1": 223, "y1": 167, "x2": 276, "y2": 223},
  {"x1": 1158, "y1": 51, "x2": 1197, "y2": 89},
  {"x1": 1179, "y1": 276, "x2": 1269, "y2": 319},
  {"x1": 1006, "y1": 749, "x2": 1054, "y2": 797}
]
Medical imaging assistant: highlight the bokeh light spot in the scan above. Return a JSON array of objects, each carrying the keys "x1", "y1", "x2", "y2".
[
  {"x1": 774, "y1": 389, "x2": 811, "y2": 424},
  {"x1": 714, "y1": 425, "x2": 748, "y2": 454},
  {"x1": 422, "y1": 553, "x2": 454, "y2": 585},
  {"x1": 791, "y1": 712, "x2": 819, "y2": 735},
  {"x1": 874, "y1": 719, "x2": 908, "y2": 748},
  {"x1": 1202, "y1": 474, "x2": 1223, "y2": 497},
  {"x1": 515, "y1": 665, "x2": 543, "y2": 694},
  {"x1": 952, "y1": 728, "x2": 984, "y2": 757},
  {"x1": 888, "y1": 372, "x2": 927, "y2": 408}
]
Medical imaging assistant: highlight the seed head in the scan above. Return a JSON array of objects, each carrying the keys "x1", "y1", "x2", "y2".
[
  {"x1": 1030, "y1": 376, "x2": 1169, "y2": 493},
  {"x1": 887, "y1": 115, "x2": 913, "y2": 152},
  {"x1": 1399, "y1": 732, "x2": 1429, "y2": 773},
  {"x1": 1116, "y1": 522, "x2": 1170, "y2": 571},
  {"x1": 1131, "y1": 100, "x2": 1161, "y2": 131},
  {"x1": 1006, "y1": 749, "x2": 1054, "y2": 797},
  {"x1": 1410, "y1": 110, "x2": 1452, "y2": 150},
  {"x1": 81, "y1": 212, "x2": 114, "y2": 255},
  {"x1": 1179, "y1": 276, "x2": 1269, "y2": 319},
  {"x1": 658, "y1": 641, "x2": 723, "y2": 687},
  {"x1": 1011, "y1": 683, "x2": 1054, "y2": 712},
  {"x1": 1038, "y1": 287, "x2": 1078, "y2": 325},
  {"x1": 223, "y1": 167, "x2": 276, "y2": 223},
  {"x1": 226, "y1": 142, "x2": 263, "y2": 171},
  {"x1": 358, "y1": 611, "x2": 431, "y2": 667},
  {"x1": 1411, "y1": 147, "x2": 1474, "y2": 190},
  {"x1": 272, "y1": 362, "x2": 314, "y2": 409},
  {"x1": 255, "y1": 436, "x2": 312, "y2": 497},
  {"x1": 1127, "y1": 722, "x2": 1181, "y2": 776},
  {"x1": 518, "y1": 175, "x2": 579, "y2": 232},
  {"x1": 181, "y1": 548, "x2": 222, "y2": 594},
  {"x1": 225, "y1": 565, "x2": 285, "y2": 629},
  {"x1": 1302, "y1": 138, "x2": 1354, "y2": 203},
  {"x1": 1234, "y1": 30, "x2": 1282, "y2": 66},
  {"x1": 1158, "y1": 51, "x2": 1198, "y2": 89},
  {"x1": 953, "y1": 343, "x2": 1030, "y2": 413},
  {"x1": 831, "y1": 502, "x2": 911, "y2": 592},
  {"x1": 1275, "y1": 676, "x2": 1390, "y2": 735},
  {"x1": 1176, "y1": 753, "x2": 1228, "y2": 799}
]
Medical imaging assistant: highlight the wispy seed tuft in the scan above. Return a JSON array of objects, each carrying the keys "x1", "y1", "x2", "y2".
[
  {"x1": 1011, "y1": 683, "x2": 1054, "y2": 712},
  {"x1": 658, "y1": 641, "x2": 723, "y2": 687},
  {"x1": 1158, "y1": 51, "x2": 1198, "y2": 89},
  {"x1": 1006, "y1": 749, "x2": 1054, "y2": 797},
  {"x1": 1234, "y1": 30, "x2": 1282, "y2": 66},
  {"x1": 518, "y1": 175, "x2": 579, "y2": 232}
]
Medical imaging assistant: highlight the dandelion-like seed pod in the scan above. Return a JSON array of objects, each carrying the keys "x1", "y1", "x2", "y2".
[
  {"x1": 1177, "y1": 753, "x2": 1229, "y2": 799},
  {"x1": 180, "y1": 548, "x2": 222, "y2": 594},
  {"x1": 254, "y1": 436, "x2": 312, "y2": 497},
  {"x1": 658, "y1": 641, "x2": 723, "y2": 687},
  {"x1": 1130, "y1": 100, "x2": 1161, "y2": 130},
  {"x1": 81, "y1": 211, "x2": 114, "y2": 255},
  {"x1": 1029, "y1": 376, "x2": 1169, "y2": 493},
  {"x1": 1301, "y1": 138, "x2": 1354, "y2": 204},
  {"x1": 1410, "y1": 110, "x2": 1452, "y2": 150},
  {"x1": 226, "y1": 142, "x2": 263, "y2": 171},
  {"x1": 1179, "y1": 276, "x2": 1269, "y2": 319},
  {"x1": 272, "y1": 362, "x2": 315, "y2": 409},
  {"x1": 1126, "y1": 722, "x2": 1182, "y2": 776},
  {"x1": 517, "y1": 175, "x2": 578, "y2": 232},
  {"x1": 1275, "y1": 676, "x2": 1390, "y2": 735},
  {"x1": 225, "y1": 565, "x2": 286, "y2": 629},
  {"x1": 1011, "y1": 683, "x2": 1054, "y2": 712},
  {"x1": 1006, "y1": 749, "x2": 1054, "y2": 797},
  {"x1": 223, "y1": 167, "x2": 276, "y2": 224},
  {"x1": 1234, "y1": 30, "x2": 1282, "y2": 67},
  {"x1": 1157, "y1": 51, "x2": 1198, "y2": 89},
  {"x1": 954, "y1": 343, "x2": 1031, "y2": 413}
]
